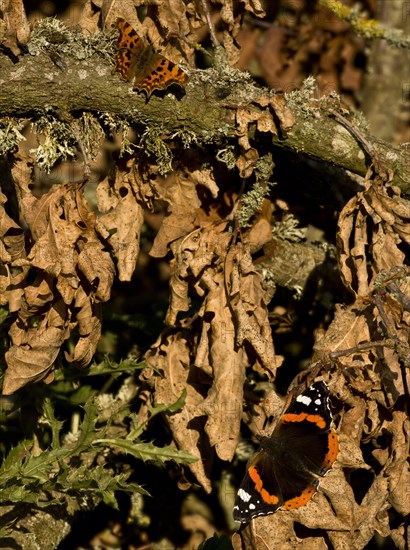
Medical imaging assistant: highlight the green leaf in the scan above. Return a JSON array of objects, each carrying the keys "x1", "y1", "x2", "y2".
[
  {"x1": 93, "y1": 439, "x2": 197, "y2": 465},
  {"x1": 150, "y1": 388, "x2": 187, "y2": 415},
  {"x1": 42, "y1": 398, "x2": 64, "y2": 449},
  {"x1": 0, "y1": 440, "x2": 31, "y2": 481},
  {"x1": 129, "y1": 389, "x2": 187, "y2": 439},
  {"x1": 68, "y1": 397, "x2": 99, "y2": 455},
  {"x1": 198, "y1": 534, "x2": 234, "y2": 550},
  {"x1": 54, "y1": 356, "x2": 147, "y2": 381}
]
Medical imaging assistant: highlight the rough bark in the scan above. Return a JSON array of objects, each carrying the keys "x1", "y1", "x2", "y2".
[{"x1": 0, "y1": 51, "x2": 408, "y2": 194}]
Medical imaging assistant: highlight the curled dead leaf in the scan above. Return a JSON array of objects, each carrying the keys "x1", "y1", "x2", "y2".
[
  {"x1": 0, "y1": 0, "x2": 30, "y2": 56},
  {"x1": 3, "y1": 174, "x2": 116, "y2": 393},
  {"x1": 145, "y1": 330, "x2": 213, "y2": 492},
  {"x1": 96, "y1": 172, "x2": 144, "y2": 282},
  {"x1": 3, "y1": 297, "x2": 69, "y2": 394},
  {"x1": 337, "y1": 175, "x2": 409, "y2": 297}
]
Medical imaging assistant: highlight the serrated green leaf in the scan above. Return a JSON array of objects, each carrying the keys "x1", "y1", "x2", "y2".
[
  {"x1": 129, "y1": 389, "x2": 187, "y2": 439},
  {"x1": 0, "y1": 526, "x2": 13, "y2": 538},
  {"x1": 54, "y1": 356, "x2": 147, "y2": 381},
  {"x1": 150, "y1": 388, "x2": 187, "y2": 416},
  {"x1": 93, "y1": 439, "x2": 197, "y2": 465},
  {"x1": 42, "y1": 398, "x2": 64, "y2": 449},
  {"x1": 68, "y1": 398, "x2": 99, "y2": 455},
  {"x1": 0, "y1": 482, "x2": 57, "y2": 505},
  {"x1": 0, "y1": 440, "x2": 31, "y2": 481},
  {"x1": 100, "y1": 488, "x2": 119, "y2": 509}
]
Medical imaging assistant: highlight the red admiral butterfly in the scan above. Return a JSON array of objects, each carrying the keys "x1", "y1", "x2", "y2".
[{"x1": 233, "y1": 381, "x2": 338, "y2": 523}]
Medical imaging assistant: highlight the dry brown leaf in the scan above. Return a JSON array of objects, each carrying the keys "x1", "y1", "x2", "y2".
[
  {"x1": 3, "y1": 168, "x2": 116, "y2": 392},
  {"x1": 64, "y1": 288, "x2": 102, "y2": 369},
  {"x1": 0, "y1": 0, "x2": 30, "y2": 55},
  {"x1": 228, "y1": 247, "x2": 279, "y2": 376},
  {"x1": 209, "y1": 0, "x2": 265, "y2": 65},
  {"x1": 78, "y1": 0, "x2": 101, "y2": 34},
  {"x1": 236, "y1": 147, "x2": 259, "y2": 179},
  {"x1": 190, "y1": 167, "x2": 219, "y2": 198},
  {"x1": 337, "y1": 174, "x2": 410, "y2": 297},
  {"x1": 96, "y1": 174, "x2": 144, "y2": 282},
  {"x1": 235, "y1": 98, "x2": 294, "y2": 178},
  {"x1": 314, "y1": 303, "x2": 372, "y2": 359},
  {"x1": 100, "y1": 0, "x2": 143, "y2": 30},
  {"x1": 236, "y1": 106, "x2": 265, "y2": 151},
  {"x1": 150, "y1": 172, "x2": 204, "y2": 258},
  {"x1": 269, "y1": 95, "x2": 295, "y2": 132},
  {"x1": 10, "y1": 150, "x2": 36, "y2": 217},
  {"x1": 196, "y1": 266, "x2": 247, "y2": 461},
  {"x1": 241, "y1": 0, "x2": 265, "y2": 18},
  {"x1": 129, "y1": 0, "x2": 194, "y2": 63},
  {"x1": 384, "y1": 411, "x2": 410, "y2": 516},
  {"x1": 3, "y1": 297, "x2": 69, "y2": 394},
  {"x1": 158, "y1": 226, "x2": 280, "y2": 463},
  {"x1": 145, "y1": 330, "x2": 213, "y2": 492},
  {"x1": 0, "y1": 191, "x2": 26, "y2": 309}
]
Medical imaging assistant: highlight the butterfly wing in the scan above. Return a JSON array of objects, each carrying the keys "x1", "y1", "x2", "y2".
[
  {"x1": 114, "y1": 17, "x2": 146, "y2": 81},
  {"x1": 114, "y1": 18, "x2": 188, "y2": 98},
  {"x1": 233, "y1": 451, "x2": 281, "y2": 522},
  {"x1": 233, "y1": 382, "x2": 339, "y2": 523},
  {"x1": 134, "y1": 52, "x2": 189, "y2": 97},
  {"x1": 276, "y1": 382, "x2": 339, "y2": 476}
]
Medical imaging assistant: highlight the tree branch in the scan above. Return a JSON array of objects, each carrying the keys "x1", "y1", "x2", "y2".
[{"x1": 0, "y1": 50, "x2": 408, "y2": 193}]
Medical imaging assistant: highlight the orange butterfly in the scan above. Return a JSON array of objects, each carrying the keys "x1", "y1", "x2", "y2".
[{"x1": 113, "y1": 18, "x2": 189, "y2": 98}]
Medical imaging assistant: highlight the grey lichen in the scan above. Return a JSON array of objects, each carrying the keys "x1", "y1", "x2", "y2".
[
  {"x1": 238, "y1": 153, "x2": 276, "y2": 228},
  {"x1": 98, "y1": 113, "x2": 135, "y2": 156},
  {"x1": 0, "y1": 119, "x2": 25, "y2": 155},
  {"x1": 216, "y1": 146, "x2": 236, "y2": 170},
  {"x1": 75, "y1": 113, "x2": 105, "y2": 160},
  {"x1": 28, "y1": 17, "x2": 114, "y2": 63},
  {"x1": 271, "y1": 213, "x2": 307, "y2": 243},
  {"x1": 139, "y1": 126, "x2": 173, "y2": 175},
  {"x1": 238, "y1": 180, "x2": 275, "y2": 229},
  {"x1": 32, "y1": 115, "x2": 77, "y2": 172}
]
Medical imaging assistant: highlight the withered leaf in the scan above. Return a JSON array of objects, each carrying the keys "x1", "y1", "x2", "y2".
[
  {"x1": 145, "y1": 330, "x2": 213, "y2": 492},
  {"x1": 3, "y1": 178, "x2": 115, "y2": 393},
  {"x1": 3, "y1": 298, "x2": 69, "y2": 394},
  {"x1": 150, "y1": 172, "x2": 203, "y2": 258},
  {"x1": 162, "y1": 225, "x2": 280, "y2": 461},
  {"x1": 0, "y1": 0, "x2": 30, "y2": 56},
  {"x1": 64, "y1": 287, "x2": 102, "y2": 369},
  {"x1": 0, "y1": 191, "x2": 26, "y2": 309},
  {"x1": 337, "y1": 176, "x2": 410, "y2": 296},
  {"x1": 96, "y1": 174, "x2": 144, "y2": 282}
]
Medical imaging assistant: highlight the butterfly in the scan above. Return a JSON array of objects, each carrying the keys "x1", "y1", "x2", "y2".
[
  {"x1": 233, "y1": 381, "x2": 339, "y2": 523},
  {"x1": 113, "y1": 17, "x2": 189, "y2": 98}
]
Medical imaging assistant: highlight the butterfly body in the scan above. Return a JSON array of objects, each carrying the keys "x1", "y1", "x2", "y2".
[
  {"x1": 114, "y1": 18, "x2": 188, "y2": 98},
  {"x1": 233, "y1": 382, "x2": 339, "y2": 523}
]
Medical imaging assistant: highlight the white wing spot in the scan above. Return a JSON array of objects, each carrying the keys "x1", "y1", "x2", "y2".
[
  {"x1": 238, "y1": 488, "x2": 252, "y2": 502},
  {"x1": 296, "y1": 395, "x2": 312, "y2": 406},
  {"x1": 249, "y1": 503, "x2": 256, "y2": 510}
]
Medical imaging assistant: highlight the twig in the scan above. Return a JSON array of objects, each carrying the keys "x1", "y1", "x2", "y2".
[
  {"x1": 199, "y1": 0, "x2": 220, "y2": 47},
  {"x1": 329, "y1": 339, "x2": 394, "y2": 359}
]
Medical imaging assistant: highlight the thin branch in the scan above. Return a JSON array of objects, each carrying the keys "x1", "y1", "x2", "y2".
[
  {"x1": 318, "y1": 0, "x2": 410, "y2": 48},
  {"x1": 199, "y1": 0, "x2": 220, "y2": 47}
]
